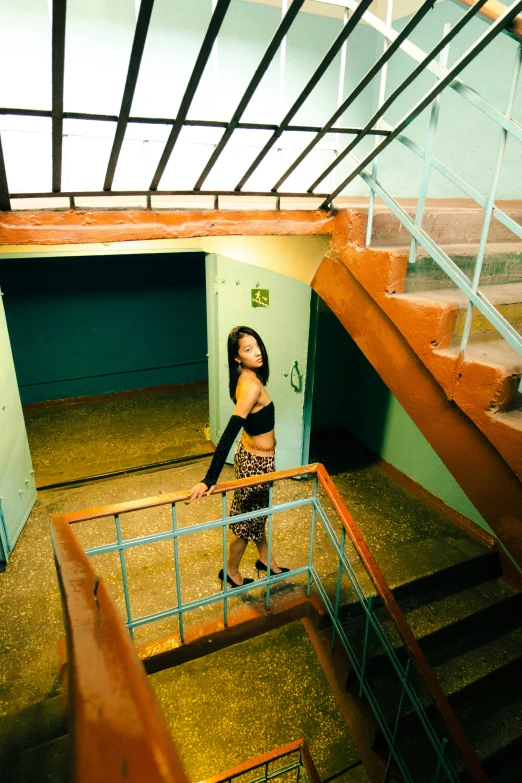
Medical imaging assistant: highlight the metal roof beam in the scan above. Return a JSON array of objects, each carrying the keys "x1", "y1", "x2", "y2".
[
  {"x1": 52, "y1": 0, "x2": 67, "y2": 192},
  {"x1": 234, "y1": 0, "x2": 373, "y2": 192},
  {"x1": 193, "y1": 0, "x2": 306, "y2": 192},
  {"x1": 0, "y1": 134, "x2": 11, "y2": 211},
  {"x1": 271, "y1": 0, "x2": 443, "y2": 193},
  {"x1": 104, "y1": 0, "x2": 155, "y2": 191},
  {"x1": 149, "y1": 0, "x2": 233, "y2": 192}
]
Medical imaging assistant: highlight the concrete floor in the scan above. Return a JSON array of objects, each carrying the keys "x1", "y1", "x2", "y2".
[
  {"x1": 150, "y1": 621, "x2": 367, "y2": 783},
  {"x1": 23, "y1": 381, "x2": 213, "y2": 487},
  {"x1": 0, "y1": 389, "x2": 490, "y2": 780}
]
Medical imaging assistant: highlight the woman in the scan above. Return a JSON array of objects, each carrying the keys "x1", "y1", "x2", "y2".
[{"x1": 188, "y1": 325, "x2": 288, "y2": 588}]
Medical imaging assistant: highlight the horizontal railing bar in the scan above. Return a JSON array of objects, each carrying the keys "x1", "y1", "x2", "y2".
[
  {"x1": 200, "y1": 739, "x2": 315, "y2": 783},
  {"x1": 0, "y1": 106, "x2": 389, "y2": 136},
  {"x1": 8, "y1": 190, "x2": 328, "y2": 200},
  {"x1": 84, "y1": 498, "x2": 312, "y2": 557},
  {"x1": 55, "y1": 463, "x2": 319, "y2": 524},
  {"x1": 317, "y1": 466, "x2": 488, "y2": 783},
  {"x1": 127, "y1": 567, "x2": 309, "y2": 629}
]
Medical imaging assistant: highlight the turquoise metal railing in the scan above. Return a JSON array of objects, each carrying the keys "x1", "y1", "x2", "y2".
[
  {"x1": 57, "y1": 463, "x2": 488, "y2": 783},
  {"x1": 322, "y1": 1, "x2": 522, "y2": 391}
]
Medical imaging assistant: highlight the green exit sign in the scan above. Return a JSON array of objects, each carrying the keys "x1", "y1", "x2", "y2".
[{"x1": 251, "y1": 289, "x2": 269, "y2": 308}]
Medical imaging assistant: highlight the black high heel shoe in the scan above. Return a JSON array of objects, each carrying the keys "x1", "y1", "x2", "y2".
[
  {"x1": 255, "y1": 559, "x2": 290, "y2": 578},
  {"x1": 218, "y1": 568, "x2": 254, "y2": 589}
]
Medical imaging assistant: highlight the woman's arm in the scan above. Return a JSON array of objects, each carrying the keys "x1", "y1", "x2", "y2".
[{"x1": 188, "y1": 379, "x2": 261, "y2": 500}]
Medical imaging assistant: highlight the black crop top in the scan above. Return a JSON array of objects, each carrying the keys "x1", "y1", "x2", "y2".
[{"x1": 244, "y1": 401, "x2": 275, "y2": 436}]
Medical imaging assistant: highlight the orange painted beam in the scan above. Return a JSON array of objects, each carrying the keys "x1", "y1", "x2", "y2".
[
  {"x1": 0, "y1": 209, "x2": 334, "y2": 245},
  {"x1": 311, "y1": 250, "x2": 522, "y2": 572}
]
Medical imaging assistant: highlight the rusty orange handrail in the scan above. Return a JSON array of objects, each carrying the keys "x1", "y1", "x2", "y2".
[
  {"x1": 316, "y1": 466, "x2": 488, "y2": 783},
  {"x1": 198, "y1": 739, "x2": 321, "y2": 783},
  {"x1": 454, "y1": 0, "x2": 522, "y2": 40},
  {"x1": 51, "y1": 515, "x2": 189, "y2": 783},
  {"x1": 51, "y1": 461, "x2": 487, "y2": 783}
]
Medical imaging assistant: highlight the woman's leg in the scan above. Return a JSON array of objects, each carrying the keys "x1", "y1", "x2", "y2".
[
  {"x1": 255, "y1": 533, "x2": 283, "y2": 573},
  {"x1": 227, "y1": 533, "x2": 249, "y2": 581}
]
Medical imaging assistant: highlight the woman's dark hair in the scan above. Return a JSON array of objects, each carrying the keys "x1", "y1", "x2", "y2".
[{"x1": 228, "y1": 325, "x2": 269, "y2": 402}]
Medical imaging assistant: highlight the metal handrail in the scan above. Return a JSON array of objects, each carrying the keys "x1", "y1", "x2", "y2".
[
  {"x1": 51, "y1": 461, "x2": 488, "y2": 783},
  {"x1": 452, "y1": 0, "x2": 522, "y2": 39},
  {"x1": 198, "y1": 739, "x2": 321, "y2": 783},
  {"x1": 50, "y1": 515, "x2": 189, "y2": 783}
]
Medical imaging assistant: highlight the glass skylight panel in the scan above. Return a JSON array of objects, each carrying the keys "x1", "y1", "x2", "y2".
[
  {"x1": 62, "y1": 119, "x2": 116, "y2": 192},
  {"x1": 63, "y1": 0, "x2": 136, "y2": 115},
  {"x1": 0, "y1": 0, "x2": 51, "y2": 110},
  {"x1": 1, "y1": 116, "x2": 52, "y2": 194},
  {"x1": 131, "y1": 0, "x2": 216, "y2": 120}
]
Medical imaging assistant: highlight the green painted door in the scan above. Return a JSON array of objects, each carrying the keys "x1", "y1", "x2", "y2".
[
  {"x1": 0, "y1": 290, "x2": 36, "y2": 564},
  {"x1": 205, "y1": 254, "x2": 316, "y2": 471}
]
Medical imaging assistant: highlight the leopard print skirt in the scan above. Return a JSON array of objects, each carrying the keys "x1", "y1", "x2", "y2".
[{"x1": 229, "y1": 440, "x2": 275, "y2": 542}]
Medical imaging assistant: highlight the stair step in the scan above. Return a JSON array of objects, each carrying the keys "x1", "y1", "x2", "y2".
[
  {"x1": 391, "y1": 246, "x2": 522, "y2": 293},
  {"x1": 367, "y1": 202, "x2": 522, "y2": 246},
  {"x1": 0, "y1": 696, "x2": 66, "y2": 763},
  {"x1": 397, "y1": 283, "x2": 522, "y2": 345},
  {"x1": 435, "y1": 340, "x2": 522, "y2": 374},
  {"x1": 16, "y1": 734, "x2": 69, "y2": 783}
]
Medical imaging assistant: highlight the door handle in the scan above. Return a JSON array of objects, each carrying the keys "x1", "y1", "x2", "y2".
[{"x1": 284, "y1": 360, "x2": 302, "y2": 393}]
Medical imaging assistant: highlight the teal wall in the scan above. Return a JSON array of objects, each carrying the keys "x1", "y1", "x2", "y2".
[
  {"x1": 311, "y1": 301, "x2": 493, "y2": 534},
  {"x1": 376, "y1": 1, "x2": 522, "y2": 199},
  {"x1": 0, "y1": 252, "x2": 208, "y2": 404}
]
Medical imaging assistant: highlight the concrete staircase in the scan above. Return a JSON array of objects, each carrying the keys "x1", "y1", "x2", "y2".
[
  {"x1": 367, "y1": 202, "x2": 522, "y2": 483},
  {"x1": 339, "y1": 546, "x2": 522, "y2": 781},
  {"x1": 0, "y1": 695, "x2": 69, "y2": 782}
]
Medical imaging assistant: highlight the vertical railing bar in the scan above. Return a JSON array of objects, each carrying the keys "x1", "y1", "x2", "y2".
[
  {"x1": 459, "y1": 41, "x2": 522, "y2": 354},
  {"x1": 265, "y1": 482, "x2": 274, "y2": 609},
  {"x1": 307, "y1": 477, "x2": 318, "y2": 596},
  {"x1": 359, "y1": 594, "x2": 374, "y2": 696},
  {"x1": 171, "y1": 502, "x2": 184, "y2": 644},
  {"x1": 114, "y1": 513, "x2": 134, "y2": 640},
  {"x1": 296, "y1": 747, "x2": 302, "y2": 783},
  {"x1": 331, "y1": 527, "x2": 346, "y2": 650},
  {"x1": 383, "y1": 658, "x2": 411, "y2": 782},
  {"x1": 365, "y1": 0, "x2": 393, "y2": 247},
  {"x1": 432, "y1": 737, "x2": 449, "y2": 783},
  {"x1": 409, "y1": 22, "x2": 452, "y2": 265},
  {"x1": 222, "y1": 491, "x2": 228, "y2": 627}
]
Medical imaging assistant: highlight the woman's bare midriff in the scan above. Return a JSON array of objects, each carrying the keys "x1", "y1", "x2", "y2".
[{"x1": 242, "y1": 428, "x2": 276, "y2": 457}]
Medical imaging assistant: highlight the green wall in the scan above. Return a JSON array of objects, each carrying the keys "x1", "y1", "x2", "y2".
[
  {"x1": 311, "y1": 301, "x2": 494, "y2": 534},
  {"x1": 0, "y1": 252, "x2": 208, "y2": 404}
]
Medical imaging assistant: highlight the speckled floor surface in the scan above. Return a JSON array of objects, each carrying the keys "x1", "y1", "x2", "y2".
[
  {"x1": 149, "y1": 621, "x2": 367, "y2": 782},
  {"x1": 23, "y1": 382, "x2": 213, "y2": 487},
  {"x1": 0, "y1": 405, "x2": 491, "y2": 781},
  {"x1": 0, "y1": 425, "x2": 486, "y2": 720}
]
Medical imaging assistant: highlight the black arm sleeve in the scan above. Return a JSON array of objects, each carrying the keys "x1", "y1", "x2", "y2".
[{"x1": 201, "y1": 414, "x2": 245, "y2": 489}]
